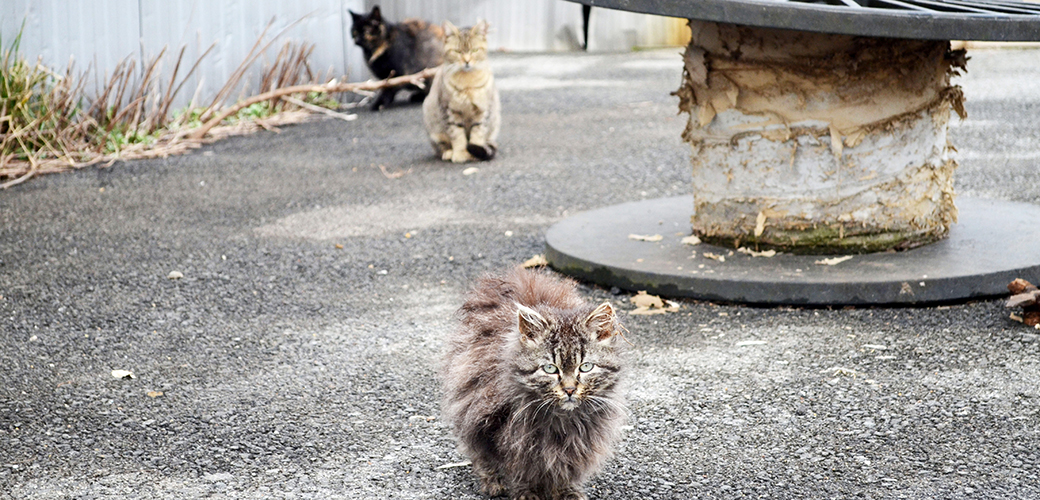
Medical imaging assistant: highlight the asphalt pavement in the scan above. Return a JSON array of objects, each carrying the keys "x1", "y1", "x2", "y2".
[{"x1": 3, "y1": 48, "x2": 1040, "y2": 499}]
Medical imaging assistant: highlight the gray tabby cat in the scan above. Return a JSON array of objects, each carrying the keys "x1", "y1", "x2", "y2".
[
  {"x1": 442, "y1": 269, "x2": 628, "y2": 500},
  {"x1": 423, "y1": 20, "x2": 501, "y2": 163}
]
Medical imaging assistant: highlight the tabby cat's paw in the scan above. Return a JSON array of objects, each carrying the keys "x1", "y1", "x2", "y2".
[
  {"x1": 466, "y1": 143, "x2": 496, "y2": 161},
  {"x1": 512, "y1": 493, "x2": 541, "y2": 500},
  {"x1": 450, "y1": 149, "x2": 473, "y2": 163},
  {"x1": 441, "y1": 150, "x2": 453, "y2": 161}
]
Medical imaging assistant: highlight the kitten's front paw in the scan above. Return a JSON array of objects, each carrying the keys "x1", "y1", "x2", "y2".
[
  {"x1": 441, "y1": 150, "x2": 454, "y2": 161},
  {"x1": 480, "y1": 481, "x2": 506, "y2": 497},
  {"x1": 512, "y1": 492, "x2": 541, "y2": 500},
  {"x1": 555, "y1": 489, "x2": 587, "y2": 500}
]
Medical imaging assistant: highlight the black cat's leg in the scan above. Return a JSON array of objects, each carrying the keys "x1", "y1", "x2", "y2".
[
  {"x1": 371, "y1": 86, "x2": 400, "y2": 110},
  {"x1": 408, "y1": 84, "x2": 429, "y2": 103}
]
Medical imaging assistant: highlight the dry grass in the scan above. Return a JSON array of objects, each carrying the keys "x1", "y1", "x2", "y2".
[{"x1": 0, "y1": 18, "x2": 435, "y2": 189}]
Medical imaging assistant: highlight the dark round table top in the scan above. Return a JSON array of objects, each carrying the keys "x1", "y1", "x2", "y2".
[{"x1": 570, "y1": 0, "x2": 1040, "y2": 40}]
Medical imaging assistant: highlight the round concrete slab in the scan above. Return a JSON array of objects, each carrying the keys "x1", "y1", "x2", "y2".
[{"x1": 545, "y1": 196, "x2": 1040, "y2": 305}]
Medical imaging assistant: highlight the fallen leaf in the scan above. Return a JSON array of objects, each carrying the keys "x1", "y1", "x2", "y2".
[
  {"x1": 147, "y1": 391, "x2": 163, "y2": 398},
  {"x1": 629, "y1": 291, "x2": 680, "y2": 315},
  {"x1": 703, "y1": 252, "x2": 726, "y2": 262},
  {"x1": 815, "y1": 255, "x2": 853, "y2": 266},
  {"x1": 167, "y1": 271, "x2": 184, "y2": 280},
  {"x1": 737, "y1": 247, "x2": 776, "y2": 258},
  {"x1": 521, "y1": 254, "x2": 548, "y2": 268},
  {"x1": 628, "y1": 234, "x2": 663, "y2": 242},
  {"x1": 680, "y1": 235, "x2": 701, "y2": 246},
  {"x1": 462, "y1": 167, "x2": 479, "y2": 176},
  {"x1": 334, "y1": 243, "x2": 344, "y2": 249},
  {"x1": 631, "y1": 291, "x2": 664, "y2": 309},
  {"x1": 111, "y1": 370, "x2": 135, "y2": 380}
]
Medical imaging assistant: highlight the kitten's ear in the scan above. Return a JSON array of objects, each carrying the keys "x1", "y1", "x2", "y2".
[
  {"x1": 443, "y1": 21, "x2": 459, "y2": 37},
  {"x1": 472, "y1": 20, "x2": 489, "y2": 36},
  {"x1": 369, "y1": 5, "x2": 382, "y2": 20},
  {"x1": 585, "y1": 302, "x2": 618, "y2": 343},
  {"x1": 516, "y1": 303, "x2": 548, "y2": 343}
]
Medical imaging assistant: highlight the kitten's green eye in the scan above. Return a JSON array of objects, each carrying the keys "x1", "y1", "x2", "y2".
[
  {"x1": 579, "y1": 362, "x2": 594, "y2": 373},
  {"x1": 542, "y1": 364, "x2": 559, "y2": 374}
]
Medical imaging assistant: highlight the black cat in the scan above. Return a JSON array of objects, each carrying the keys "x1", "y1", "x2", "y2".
[{"x1": 349, "y1": 6, "x2": 445, "y2": 110}]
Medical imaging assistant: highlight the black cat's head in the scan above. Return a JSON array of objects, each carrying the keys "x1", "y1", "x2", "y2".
[{"x1": 349, "y1": 6, "x2": 389, "y2": 55}]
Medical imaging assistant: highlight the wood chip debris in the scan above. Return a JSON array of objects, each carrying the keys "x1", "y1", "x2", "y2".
[
  {"x1": 520, "y1": 254, "x2": 548, "y2": 268},
  {"x1": 815, "y1": 255, "x2": 853, "y2": 266},
  {"x1": 861, "y1": 344, "x2": 888, "y2": 350},
  {"x1": 629, "y1": 291, "x2": 680, "y2": 315},
  {"x1": 147, "y1": 391, "x2": 163, "y2": 398},
  {"x1": 703, "y1": 252, "x2": 726, "y2": 262},
  {"x1": 379, "y1": 164, "x2": 412, "y2": 179},
  {"x1": 737, "y1": 247, "x2": 777, "y2": 258},
  {"x1": 735, "y1": 340, "x2": 767, "y2": 346},
  {"x1": 628, "y1": 234, "x2": 663, "y2": 242},
  {"x1": 681, "y1": 235, "x2": 702, "y2": 246},
  {"x1": 111, "y1": 370, "x2": 135, "y2": 380},
  {"x1": 436, "y1": 461, "x2": 472, "y2": 470},
  {"x1": 820, "y1": 366, "x2": 858, "y2": 377},
  {"x1": 167, "y1": 271, "x2": 184, "y2": 279},
  {"x1": 462, "y1": 167, "x2": 480, "y2": 176}
]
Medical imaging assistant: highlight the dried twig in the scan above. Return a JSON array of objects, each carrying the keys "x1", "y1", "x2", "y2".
[
  {"x1": 188, "y1": 67, "x2": 436, "y2": 140},
  {"x1": 281, "y1": 95, "x2": 357, "y2": 121}
]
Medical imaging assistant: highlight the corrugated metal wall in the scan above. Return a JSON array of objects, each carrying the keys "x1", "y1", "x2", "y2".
[
  {"x1": 370, "y1": 1, "x2": 689, "y2": 52},
  {"x1": 1, "y1": 0, "x2": 686, "y2": 108}
]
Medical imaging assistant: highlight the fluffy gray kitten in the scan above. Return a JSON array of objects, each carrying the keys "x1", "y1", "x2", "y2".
[{"x1": 442, "y1": 269, "x2": 628, "y2": 500}]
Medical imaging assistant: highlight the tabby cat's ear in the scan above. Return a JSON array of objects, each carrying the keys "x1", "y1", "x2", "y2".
[
  {"x1": 472, "y1": 20, "x2": 489, "y2": 37},
  {"x1": 443, "y1": 21, "x2": 460, "y2": 37},
  {"x1": 585, "y1": 302, "x2": 618, "y2": 343},
  {"x1": 516, "y1": 303, "x2": 548, "y2": 343},
  {"x1": 369, "y1": 5, "x2": 382, "y2": 21}
]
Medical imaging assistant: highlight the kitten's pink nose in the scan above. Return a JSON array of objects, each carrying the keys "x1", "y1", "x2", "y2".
[{"x1": 563, "y1": 386, "x2": 576, "y2": 396}]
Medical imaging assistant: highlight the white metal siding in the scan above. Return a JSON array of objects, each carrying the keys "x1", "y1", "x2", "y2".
[{"x1": 1, "y1": 1, "x2": 684, "y2": 108}]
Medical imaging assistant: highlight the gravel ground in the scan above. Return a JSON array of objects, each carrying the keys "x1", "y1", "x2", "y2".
[{"x1": 2, "y1": 48, "x2": 1040, "y2": 499}]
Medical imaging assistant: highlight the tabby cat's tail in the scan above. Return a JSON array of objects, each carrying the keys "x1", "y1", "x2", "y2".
[{"x1": 467, "y1": 144, "x2": 497, "y2": 161}]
